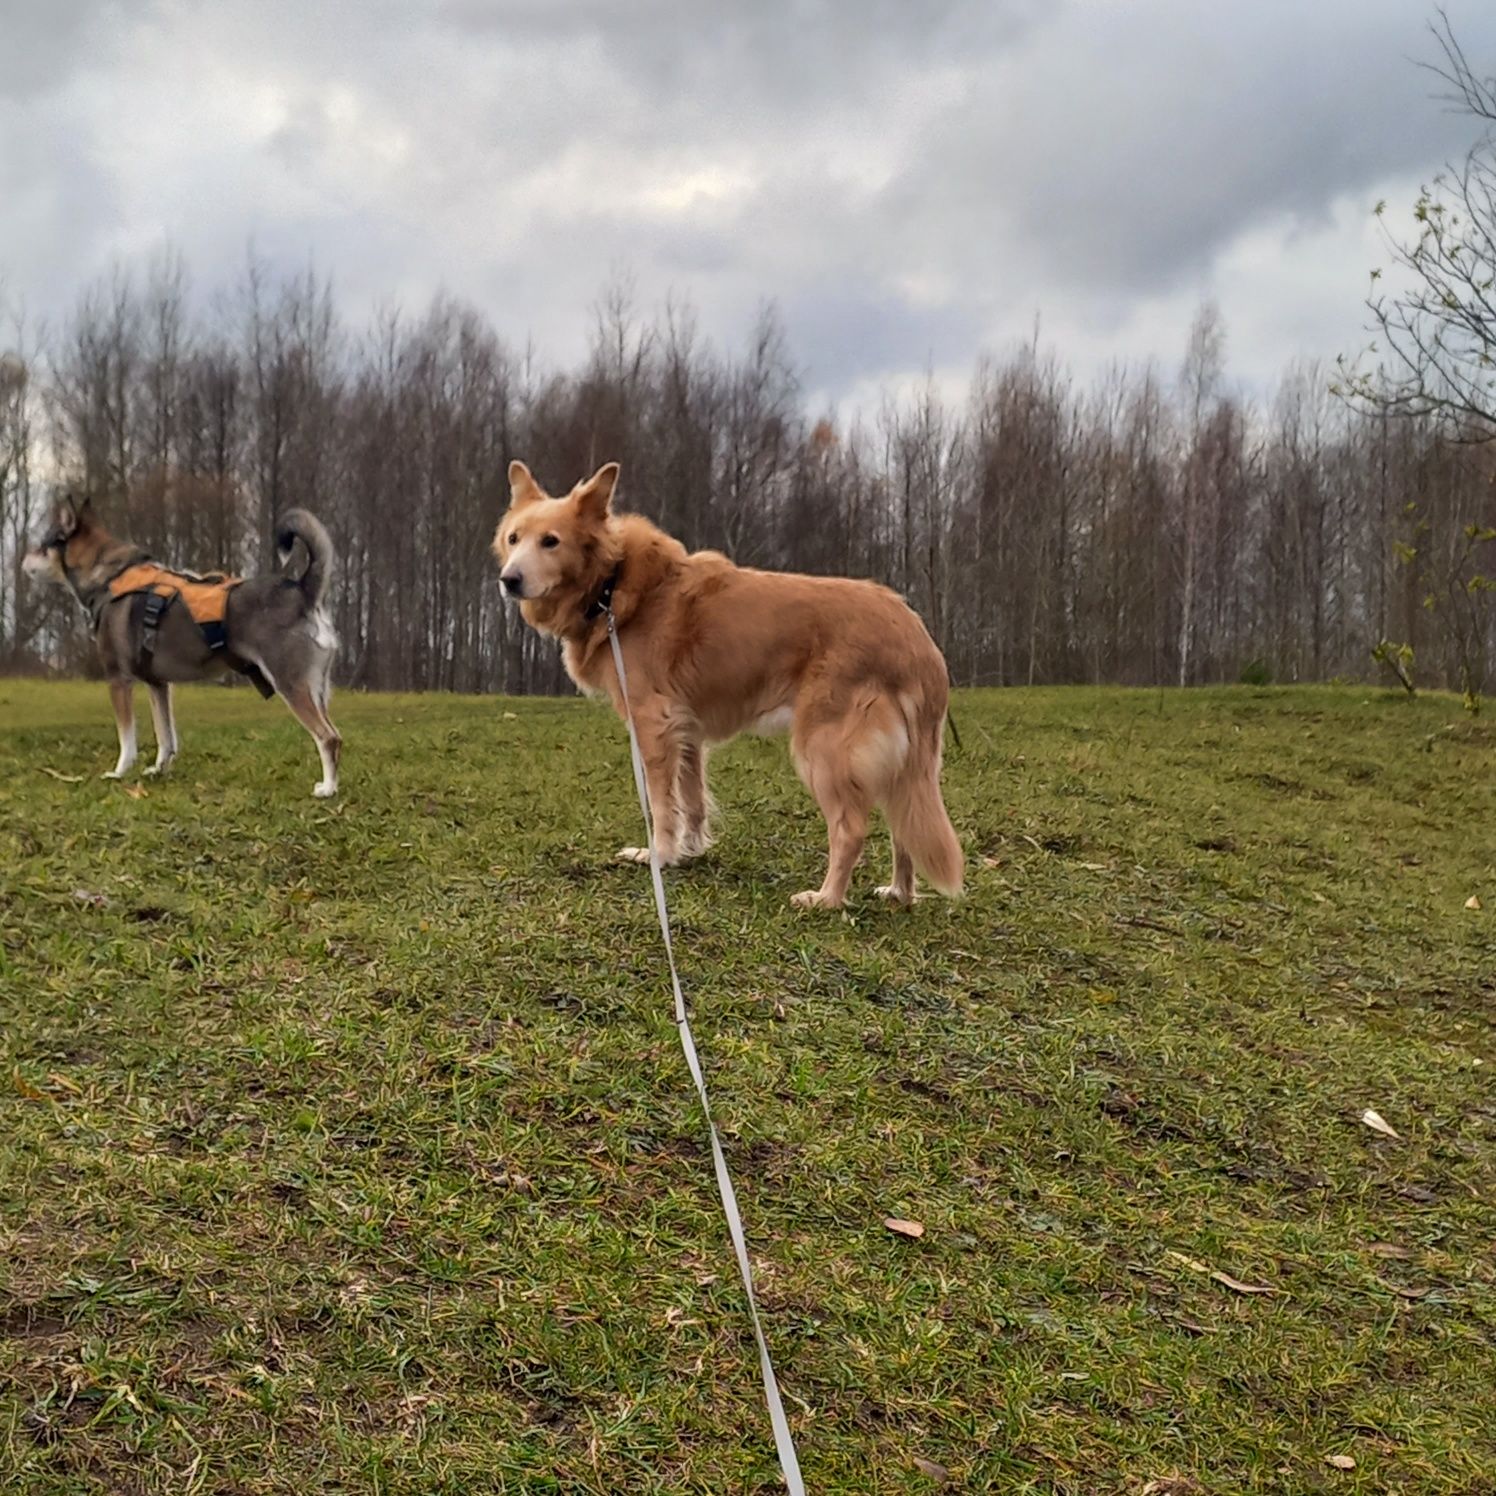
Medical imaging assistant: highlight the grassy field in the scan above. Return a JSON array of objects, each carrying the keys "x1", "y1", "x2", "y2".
[{"x1": 0, "y1": 678, "x2": 1492, "y2": 1495}]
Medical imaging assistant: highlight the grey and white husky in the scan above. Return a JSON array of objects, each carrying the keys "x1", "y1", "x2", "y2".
[{"x1": 23, "y1": 495, "x2": 342, "y2": 797}]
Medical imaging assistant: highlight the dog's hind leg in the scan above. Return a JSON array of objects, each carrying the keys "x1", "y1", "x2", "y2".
[
  {"x1": 103, "y1": 678, "x2": 138, "y2": 780},
  {"x1": 282, "y1": 682, "x2": 342, "y2": 798},
  {"x1": 790, "y1": 726, "x2": 877, "y2": 911},
  {"x1": 790, "y1": 690, "x2": 908, "y2": 910},
  {"x1": 876, "y1": 836, "x2": 916, "y2": 906},
  {"x1": 144, "y1": 683, "x2": 178, "y2": 776},
  {"x1": 791, "y1": 750, "x2": 871, "y2": 909}
]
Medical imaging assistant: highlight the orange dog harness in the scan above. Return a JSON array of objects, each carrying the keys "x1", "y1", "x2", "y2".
[
  {"x1": 108, "y1": 562, "x2": 241, "y2": 628},
  {"x1": 107, "y1": 561, "x2": 243, "y2": 658}
]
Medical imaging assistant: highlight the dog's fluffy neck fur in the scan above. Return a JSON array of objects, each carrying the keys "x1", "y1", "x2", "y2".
[
  {"x1": 59, "y1": 520, "x2": 150, "y2": 625},
  {"x1": 523, "y1": 514, "x2": 686, "y2": 654}
]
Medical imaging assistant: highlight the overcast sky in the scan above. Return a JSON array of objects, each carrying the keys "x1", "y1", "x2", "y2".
[{"x1": 4, "y1": 0, "x2": 1496, "y2": 410}]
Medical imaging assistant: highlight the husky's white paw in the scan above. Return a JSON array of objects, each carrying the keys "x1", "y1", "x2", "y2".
[
  {"x1": 102, "y1": 769, "x2": 128, "y2": 781},
  {"x1": 616, "y1": 846, "x2": 652, "y2": 864},
  {"x1": 875, "y1": 884, "x2": 915, "y2": 906},
  {"x1": 313, "y1": 782, "x2": 338, "y2": 799},
  {"x1": 143, "y1": 762, "x2": 173, "y2": 779}
]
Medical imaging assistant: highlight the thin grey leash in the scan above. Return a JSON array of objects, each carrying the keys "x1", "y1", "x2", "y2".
[{"x1": 604, "y1": 606, "x2": 807, "y2": 1496}]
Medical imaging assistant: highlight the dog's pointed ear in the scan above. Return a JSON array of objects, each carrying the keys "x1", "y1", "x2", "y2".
[
  {"x1": 55, "y1": 493, "x2": 79, "y2": 530},
  {"x1": 575, "y1": 462, "x2": 619, "y2": 521},
  {"x1": 76, "y1": 495, "x2": 95, "y2": 526},
  {"x1": 508, "y1": 460, "x2": 544, "y2": 510}
]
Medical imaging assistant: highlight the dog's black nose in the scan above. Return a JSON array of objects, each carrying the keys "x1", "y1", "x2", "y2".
[{"x1": 501, "y1": 571, "x2": 523, "y2": 596}]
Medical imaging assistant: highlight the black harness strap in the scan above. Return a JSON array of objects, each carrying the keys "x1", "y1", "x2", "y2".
[
  {"x1": 583, "y1": 567, "x2": 621, "y2": 623},
  {"x1": 139, "y1": 587, "x2": 175, "y2": 671},
  {"x1": 237, "y1": 661, "x2": 277, "y2": 699},
  {"x1": 199, "y1": 618, "x2": 230, "y2": 653}
]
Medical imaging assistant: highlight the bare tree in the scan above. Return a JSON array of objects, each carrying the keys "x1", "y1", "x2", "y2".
[
  {"x1": 1177, "y1": 303, "x2": 1225, "y2": 684},
  {"x1": 1341, "y1": 13, "x2": 1496, "y2": 437},
  {"x1": 10, "y1": 252, "x2": 1493, "y2": 698}
]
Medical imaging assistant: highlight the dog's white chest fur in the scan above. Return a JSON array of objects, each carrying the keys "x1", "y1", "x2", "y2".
[
  {"x1": 750, "y1": 705, "x2": 794, "y2": 736},
  {"x1": 310, "y1": 608, "x2": 339, "y2": 650}
]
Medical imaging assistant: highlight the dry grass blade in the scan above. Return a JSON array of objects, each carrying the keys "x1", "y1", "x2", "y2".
[
  {"x1": 1209, "y1": 1270, "x2": 1276, "y2": 1295},
  {"x1": 1378, "y1": 1280, "x2": 1432, "y2": 1300},
  {"x1": 912, "y1": 1454, "x2": 951, "y2": 1482}
]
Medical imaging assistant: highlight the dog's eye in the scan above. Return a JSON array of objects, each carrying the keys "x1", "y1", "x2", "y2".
[
  {"x1": 507, "y1": 531, "x2": 518, "y2": 546},
  {"x1": 541, "y1": 534, "x2": 560, "y2": 549}
]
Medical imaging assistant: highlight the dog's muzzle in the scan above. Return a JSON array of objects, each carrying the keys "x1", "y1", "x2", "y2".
[
  {"x1": 500, "y1": 570, "x2": 524, "y2": 599},
  {"x1": 22, "y1": 549, "x2": 60, "y2": 581}
]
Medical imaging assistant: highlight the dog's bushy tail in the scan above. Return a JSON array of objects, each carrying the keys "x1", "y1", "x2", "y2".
[
  {"x1": 276, "y1": 510, "x2": 334, "y2": 608},
  {"x1": 885, "y1": 698, "x2": 964, "y2": 898}
]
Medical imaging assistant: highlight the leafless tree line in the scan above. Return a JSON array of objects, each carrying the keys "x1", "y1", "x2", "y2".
[{"x1": 2, "y1": 258, "x2": 1493, "y2": 697}]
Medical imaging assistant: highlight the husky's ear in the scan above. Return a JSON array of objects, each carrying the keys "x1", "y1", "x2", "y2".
[
  {"x1": 575, "y1": 462, "x2": 619, "y2": 522},
  {"x1": 76, "y1": 495, "x2": 96, "y2": 526},
  {"x1": 508, "y1": 460, "x2": 544, "y2": 510},
  {"x1": 55, "y1": 493, "x2": 79, "y2": 531}
]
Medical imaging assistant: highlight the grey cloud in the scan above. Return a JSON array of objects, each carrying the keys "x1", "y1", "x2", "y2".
[
  {"x1": 0, "y1": 0, "x2": 116, "y2": 100},
  {"x1": 879, "y1": 0, "x2": 1496, "y2": 296},
  {"x1": 3, "y1": 0, "x2": 1496, "y2": 402},
  {"x1": 780, "y1": 278, "x2": 975, "y2": 394}
]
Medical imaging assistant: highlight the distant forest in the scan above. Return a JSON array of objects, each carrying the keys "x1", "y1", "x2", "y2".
[{"x1": 2, "y1": 256, "x2": 1493, "y2": 697}]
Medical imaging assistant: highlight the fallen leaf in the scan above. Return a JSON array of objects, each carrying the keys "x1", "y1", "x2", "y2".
[
  {"x1": 13, "y1": 1072, "x2": 48, "y2": 1101},
  {"x1": 39, "y1": 767, "x2": 84, "y2": 783},
  {"x1": 502, "y1": 711, "x2": 518, "y2": 720},
  {"x1": 1325, "y1": 1453, "x2": 1356, "y2": 1471},
  {"x1": 1465, "y1": 894, "x2": 1483, "y2": 911},
  {"x1": 1209, "y1": 1270, "x2": 1276, "y2": 1295},
  {"x1": 883, "y1": 1217, "x2": 925, "y2": 1239},
  {"x1": 1140, "y1": 1479, "x2": 1204, "y2": 1495},
  {"x1": 71, "y1": 888, "x2": 108, "y2": 908},
  {"x1": 912, "y1": 1454, "x2": 951, "y2": 1482},
  {"x1": 1165, "y1": 1250, "x2": 1210, "y2": 1274},
  {"x1": 1360, "y1": 1108, "x2": 1399, "y2": 1138},
  {"x1": 1170, "y1": 1317, "x2": 1217, "y2": 1336},
  {"x1": 1378, "y1": 1280, "x2": 1431, "y2": 1300},
  {"x1": 1364, "y1": 1242, "x2": 1411, "y2": 1259},
  {"x1": 124, "y1": 783, "x2": 147, "y2": 800},
  {"x1": 483, "y1": 1160, "x2": 535, "y2": 1194}
]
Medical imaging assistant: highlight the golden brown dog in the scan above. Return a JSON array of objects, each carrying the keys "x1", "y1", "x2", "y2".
[{"x1": 493, "y1": 460, "x2": 962, "y2": 909}]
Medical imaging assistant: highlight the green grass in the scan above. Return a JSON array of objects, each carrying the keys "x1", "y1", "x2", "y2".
[{"x1": 1, "y1": 679, "x2": 1492, "y2": 1494}]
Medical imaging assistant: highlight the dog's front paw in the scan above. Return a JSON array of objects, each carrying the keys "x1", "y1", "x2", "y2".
[
  {"x1": 313, "y1": 782, "x2": 338, "y2": 799},
  {"x1": 616, "y1": 846, "x2": 652, "y2": 864},
  {"x1": 791, "y1": 889, "x2": 842, "y2": 910},
  {"x1": 101, "y1": 769, "x2": 127, "y2": 781},
  {"x1": 143, "y1": 763, "x2": 172, "y2": 779},
  {"x1": 875, "y1": 884, "x2": 915, "y2": 906}
]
